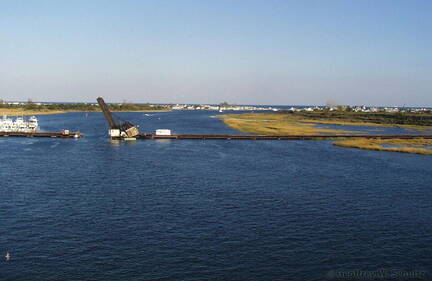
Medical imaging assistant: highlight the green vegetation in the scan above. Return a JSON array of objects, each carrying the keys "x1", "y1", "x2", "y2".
[
  {"x1": 284, "y1": 111, "x2": 432, "y2": 129},
  {"x1": 0, "y1": 102, "x2": 170, "y2": 116},
  {"x1": 333, "y1": 138, "x2": 432, "y2": 155},
  {"x1": 219, "y1": 101, "x2": 231, "y2": 107}
]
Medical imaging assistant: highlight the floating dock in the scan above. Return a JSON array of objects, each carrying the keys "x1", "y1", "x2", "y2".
[
  {"x1": 0, "y1": 132, "x2": 83, "y2": 138},
  {"x1": 132, "y1": 134, "x2": 432, "y2": 140}
]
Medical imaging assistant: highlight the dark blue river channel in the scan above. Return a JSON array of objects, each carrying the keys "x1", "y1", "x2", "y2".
[{"x1": 1, "y1": 111, "x2": 431, "y2": 281}]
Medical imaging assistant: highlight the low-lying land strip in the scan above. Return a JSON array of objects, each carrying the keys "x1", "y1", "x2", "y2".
[
  {"x1": 218, "y1": 113, "x2": 354, "y2": 135},
  {"x1": 0, "y1": 108, "x2": 65, "y2": 116},
  {"x1": 289, "y1": 110, "x2": 432, "y2": 130},
  {"x1": 333, "y1": 138, "x2": 432, "y2": 155},
  {"x1": 0, "y1": 103, "x2": 170, "y2": 116},
  {"x1": 218, "y1": 112, "x2": 432, "y2": 154}
]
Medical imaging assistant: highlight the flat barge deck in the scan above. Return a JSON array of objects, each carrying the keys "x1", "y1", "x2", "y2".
[
  {"x1": 0, "y1": 132, "x2": 83, "y2": 138},
  {"x1": 135, "y1": 134, "x2": 432, "y2": 140}
]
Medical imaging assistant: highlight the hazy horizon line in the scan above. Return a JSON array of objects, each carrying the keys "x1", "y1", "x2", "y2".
[{"x1": 1, "y1": 99, "x2": 431, "y2": 109}]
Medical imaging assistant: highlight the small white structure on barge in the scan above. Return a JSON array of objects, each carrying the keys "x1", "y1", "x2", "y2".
[
  {"x1": 155, "y1": 129, "x2": 171, "y2": 136},
  {"x1": 0, "y1": 115, "x2": 39, "y2": 133}
]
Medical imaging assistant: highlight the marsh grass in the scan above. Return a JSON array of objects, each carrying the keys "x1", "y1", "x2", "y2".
[
  {"x1": 0, "y1": 108, "x2": 65, "y2": 116},
  {"x1": 219, "y1": 113, "x2": 432, "y2": 154},
  {"x1": 302, "y1": 119, "x2": 431, "y2": 132},
  {"x1": 333, "y1": 138, "x2": 432, "y2": 155},
  {"x1": 218, "y1": 113, "x2": 354, "y2": 135},
  {"x1": 219, "y1": 112, "x2": 432, "y2": 135},
  {"x1": 292, "y1": 111, "x2": 432, "y2": 129}
]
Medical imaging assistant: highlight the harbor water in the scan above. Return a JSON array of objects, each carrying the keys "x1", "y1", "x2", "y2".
[{"x1": 0, "y1": 111, "x2": 431, "y2": 280}]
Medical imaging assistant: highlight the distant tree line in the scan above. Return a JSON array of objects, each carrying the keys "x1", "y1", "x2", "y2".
[
  {"x1": 0, "y1": 102, "x2": 169, "y2": 112},
  {"x1": 281, "y1": 110, "x2": 432, "y2": 126}
]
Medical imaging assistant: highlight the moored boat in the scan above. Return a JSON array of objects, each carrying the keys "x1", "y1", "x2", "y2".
[{"x1": 0, "y1": 115, "x2": 39, "y2": 133}]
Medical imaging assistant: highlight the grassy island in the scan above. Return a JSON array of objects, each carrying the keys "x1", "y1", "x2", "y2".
[
  {"x1": 333, "y1": 138, "x2": 432, "y2": 155},
  {"x1": 288, "y1": 110, "x2": 432, "y2": 131},
  {"x1": 218, "y1": 113, "x2": 354, "y2": 135},
  {"x1": 218, "y1": 112, "x2": 432, "y2": 155}
]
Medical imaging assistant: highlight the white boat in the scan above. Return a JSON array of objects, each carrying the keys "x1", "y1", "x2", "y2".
[{"x1": 0, "y1": 115, "x2": 39, "y2": 133}]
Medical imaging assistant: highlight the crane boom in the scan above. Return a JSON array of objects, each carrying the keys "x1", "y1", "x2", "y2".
[
  {"x1": 97, "y1": 97, "x2": 119, "y2": 129},
  {"x1": 97, "y1": 97, "x2": 140, "y2": 139}
]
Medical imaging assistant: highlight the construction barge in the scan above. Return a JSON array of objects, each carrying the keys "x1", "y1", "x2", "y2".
[{"x1": 0, "y1": 131, "x2": 83, "y2": 138}]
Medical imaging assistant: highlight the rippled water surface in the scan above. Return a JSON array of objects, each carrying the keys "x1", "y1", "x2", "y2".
[{"x1": 1, "y1": 111, "x2": 431, "y2": 281}]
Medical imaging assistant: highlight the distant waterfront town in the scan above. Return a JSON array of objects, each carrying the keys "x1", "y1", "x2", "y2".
[
  {"x1": 171, "y1": 104, "x2": 431, "y2": 113},
  {"x1": 170, "y1": 103, "x2": 279, "y2": 111},
  {"x1": 0, "y1": 99, "x2": 431, "y2": 113}
]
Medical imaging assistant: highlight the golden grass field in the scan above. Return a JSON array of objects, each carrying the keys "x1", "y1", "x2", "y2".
[
  {"x1": 0, "y1": 108, "x2": 64, "y2": 116},
  {"x1": 218, "y1": 113, "x2": 432, "y2": 155},
  {"x1": 333, "y1": 138, "x2": 432, "y2": 155},
  {"x1": 218, "y1": 113, "x2": 431, "y2": 135},
  {"x1": 218, "y1": 113, "x2": 354, "y2": 135}
]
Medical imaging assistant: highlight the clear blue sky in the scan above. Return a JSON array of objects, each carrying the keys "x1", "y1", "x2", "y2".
[{"x1": 1, "y1": 0, "x2": 431, "y2": 106}]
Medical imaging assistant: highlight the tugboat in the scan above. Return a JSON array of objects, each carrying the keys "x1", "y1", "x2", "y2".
[{"x1": 0, "y1": 115, "x2": 39, "y2": 133}]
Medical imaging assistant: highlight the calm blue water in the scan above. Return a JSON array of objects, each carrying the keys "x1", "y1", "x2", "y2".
[{"x1": 1, "y1": 111, "x2": 431, "y2": 281}]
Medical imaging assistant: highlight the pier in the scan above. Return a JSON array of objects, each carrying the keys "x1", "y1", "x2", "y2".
[
  {"x1": 133, "y1": 134, "x2": 432, "y2": 140},
  {"x1": 0, "y1": 132, "x2": 83, "y2": 138}
]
